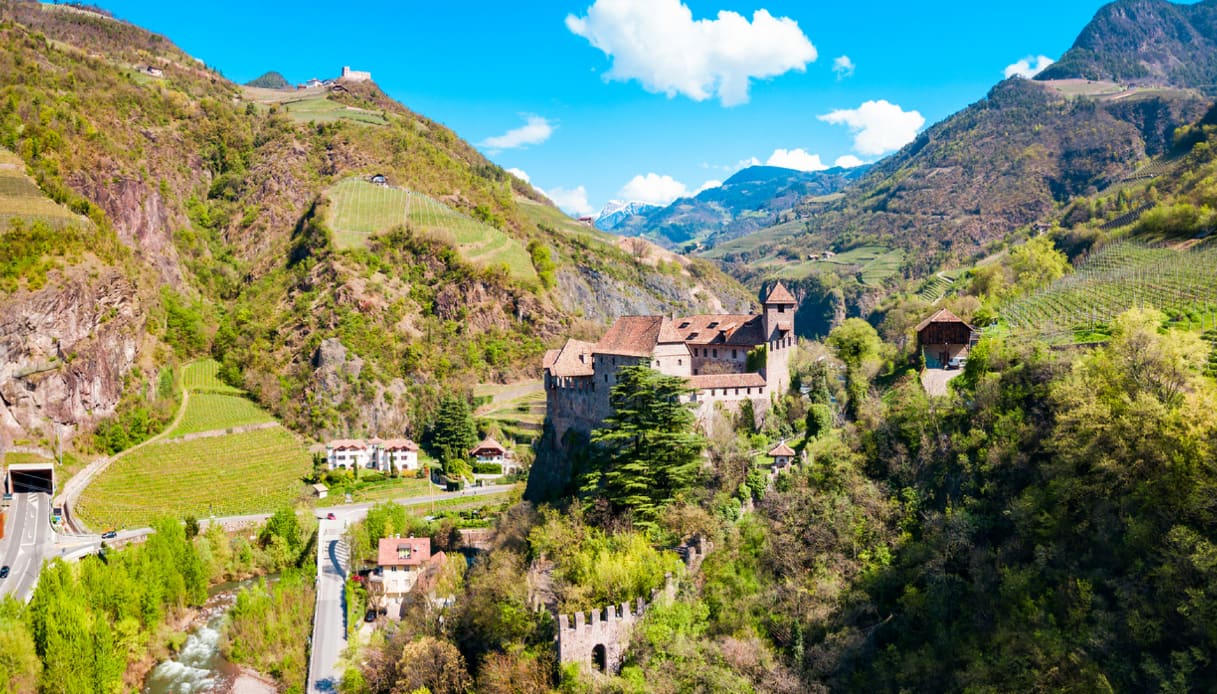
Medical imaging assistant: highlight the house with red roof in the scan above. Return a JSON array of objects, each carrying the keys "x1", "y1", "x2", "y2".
[
  {"x1": 544, "y1": 283, "x2": 797, "y2": 443},
  {"x1": 326, "y1": 437, "x2": 420, "y2": 473},
  {"x1": 376, "y1": 536, "x2": 445, "y2": 600}
]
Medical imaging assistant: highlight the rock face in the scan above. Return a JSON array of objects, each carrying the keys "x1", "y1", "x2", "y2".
[
  {"x1": 0, "y1": 270, "x2": 144, "y2": 449},
  {"x1": 310, "y1": 337, "x2": 410, "y2": 439},
  {"x1": 555, "y1": 266, "x2": 751, "y2": 325}
]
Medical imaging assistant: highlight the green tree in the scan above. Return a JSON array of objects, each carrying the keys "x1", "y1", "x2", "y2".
[
  {"x1": 429, "y1": 395, "x2": 477, "y2": 466},
  {"x1": 581, "y1": 365, "x2": 705, "y2": 530},
  {"x1": 827, "y1": 318, "x2": 883, "y2": 419}
]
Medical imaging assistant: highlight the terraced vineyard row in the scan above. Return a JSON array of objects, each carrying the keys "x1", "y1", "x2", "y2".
[
  {"x1": 169, "y1": 393, "x2": 274, "y2": 437},
  {"x1": 76, "y1": 427, "x2": 312, "y2": 529},
  {"x1": 999, "y1": 241, "x2": 1217, "y2": 337},
  {"x1": 181, "y1": 359, "x2": 241, "y2": 394}
]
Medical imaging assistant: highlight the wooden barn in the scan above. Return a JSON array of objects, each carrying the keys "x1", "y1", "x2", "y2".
[{"x1": 916, "y1": 309, "x2": 978, "y2": 369}]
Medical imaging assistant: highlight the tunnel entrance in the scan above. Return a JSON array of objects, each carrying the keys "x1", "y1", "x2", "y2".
[{"x1": 6, "y1": 463, "x2": 55, "y2": 495}]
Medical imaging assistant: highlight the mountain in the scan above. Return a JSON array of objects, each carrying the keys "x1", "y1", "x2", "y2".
[
  {"x1": 0, "y1": 3, "x2": 751, "y2": 451},
  {"x1": 1036, "y1": 0, "x2": 1217, "y2": 87},
  {"x1": 244, "y1": 70, "x2": 290, "y2": 89},
  {"x1": 719, "y1": 4, "x2": 1215, "y2": 290},
  {"x1": 594, "y1": 200, "x2": 660, "y2": 231},
  {"x1": 613, "y1": 164, "x2": 868, "y2": 249}
]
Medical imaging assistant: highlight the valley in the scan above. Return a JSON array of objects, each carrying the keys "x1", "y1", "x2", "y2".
[{"x1": 1, "y1": 0, "x2": 1217, "y2": 692}]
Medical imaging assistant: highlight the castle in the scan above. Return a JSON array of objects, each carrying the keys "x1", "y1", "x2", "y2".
[{"x1": 543, "y1": 283, "x2": 797, "y2": 443}]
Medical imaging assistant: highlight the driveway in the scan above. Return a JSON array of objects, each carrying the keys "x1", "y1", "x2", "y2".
[{"x1": 921, "y1": 367, "x2": 962, "y2": 397}]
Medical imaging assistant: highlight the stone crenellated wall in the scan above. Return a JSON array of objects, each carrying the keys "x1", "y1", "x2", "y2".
[{"x1": 555, "y1": 577, "x2": 677, "y2": 675}]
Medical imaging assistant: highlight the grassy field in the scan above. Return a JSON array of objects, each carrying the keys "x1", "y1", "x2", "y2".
[
  {"x1": 169, "y1": 393, "x2": 274, "y2": 437},
  {"x1": 75, "y1": 426, "x2": 312, "y2": 529},
  {"x1": 326, "y1": 178, "x2": 537, "y2": 283},
  {"x1": 0, "y1": 147, "x2": 83, "y2": 228},
  {"x1": 343, "y1": 476, "x2": 434, "y2": 504},
  {"x1": 182, "y1": 359, "x2": 242, "y2": 394},
  {"x1": 772, "y1": 244, "x2": 905, "y2": 285},
  {"x1": 278, "y1": 96, "x2": 388, "y2": 125},
  {"x1": 474, "y1": 381, "x2": 545, "y2": 444}
]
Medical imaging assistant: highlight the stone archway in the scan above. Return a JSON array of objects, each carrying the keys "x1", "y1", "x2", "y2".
[{"x1": 591, "y1": 644, "x2": 607, "y2": 672}]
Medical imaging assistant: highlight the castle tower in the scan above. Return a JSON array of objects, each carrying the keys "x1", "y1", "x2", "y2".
[{"x1": 761, "y1": 282, "x2": 797, "y2": 396}]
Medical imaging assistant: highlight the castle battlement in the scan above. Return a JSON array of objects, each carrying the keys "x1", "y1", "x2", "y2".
[{"x1": 554, "y1": 574, "x2": 677, "y2": 674}]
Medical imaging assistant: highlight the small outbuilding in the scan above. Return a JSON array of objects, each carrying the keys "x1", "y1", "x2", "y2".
[
  {"x1": 312, "y1": 483, "x2": 328, "y2": 499},
  {"x1": 767, "y1": 441, "x2": 796, "y2": 468},
  {"x1": 915, "y1": 309, "x2": 979, "y2": 369},
  {"x1": 370, "y1": 173, "x2": 388, "y2": 186}
]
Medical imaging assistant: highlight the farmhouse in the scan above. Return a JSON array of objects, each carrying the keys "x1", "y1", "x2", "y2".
[
  {"x1": 470, "y1": 436, "x2": 506, "y2": 465},
  {"x1": 916, "y1": 309, "x2": 979, "y2": 369},
  {"x1": 544, "y1": 283, "x2": 797, "y2": 443},
  {"x1": 326, "y1": 438, "x2": 420, "y2": 473}
]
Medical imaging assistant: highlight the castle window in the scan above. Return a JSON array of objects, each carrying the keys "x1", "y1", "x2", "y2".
[
  {"x1": 713, "y1": 349, "x2": 718, "y2": 358},
  {"x1": 677, "y1": 359, "x2": 682, "y2": 365},
  {"x1": 734, "y1": 388, "x2": 739, "y2": 395},
  {"x1": 778, "y1": 306, "x2": 786, "y2": 313},
  {"x1": 732, "y1": 349, "x2": 737, "y2": 359}
]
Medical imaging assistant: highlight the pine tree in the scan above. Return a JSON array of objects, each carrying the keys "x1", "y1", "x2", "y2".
[
  {"x1": 583, "y1": 365, "x2": 705, "y2": 530},
  {"x1": 429, "y1": 395, "x2": 477, "y2": 466}
]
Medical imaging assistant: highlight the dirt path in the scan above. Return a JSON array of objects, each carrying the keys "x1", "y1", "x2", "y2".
[
  {"x1": 59, "y1": 380, "x2": 191, "y2": 533},
  {"x1": 160, "y1": 421, "x2": 278, "y2": 444},
  {"x1": 921, "y1": 368, "x2": 961, "y2": 397},
  {"x1": 474, "y1": 380, "x2": 543, "y2": 415}
]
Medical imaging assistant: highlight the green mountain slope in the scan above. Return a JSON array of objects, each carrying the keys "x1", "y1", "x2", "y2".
[{"x1": 0, "y1": 3, "x2": 751, "y2": 450}]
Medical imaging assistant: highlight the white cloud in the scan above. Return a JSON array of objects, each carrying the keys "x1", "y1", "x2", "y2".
[
  {"x1": 766, "y1": 148, "x2": 828, "y2": 172},
  {"x1": 566, "y1": 0, "x2": 817, "y2": 106},
  {"x1": 818, "y1": 100, "x2": 925, "y2": 156},
  {"x1": 505, "y1": 167, "x2": 531, "y2": 183},
  {"x1": 693, "y1": 179, "x2": 722, "y2": 194},
  {"x1": 618, "y1": 173, "x2": 692, "y2": 206},
  {"x1": 481, "y1": 114, "x2": 555, "y2": 150},
  {"x1": 540, "y1": 185, "x2": 595, "y2": 217},
  {"x1": 834, "y1": 155, "x2": 866, "y2": 168},
  {"x1": 832, "y1": 55, "x2": 855, "y2": 80},
  {"x1": 1004, "y1": 55, "x2": 1054, "y2": 79}
]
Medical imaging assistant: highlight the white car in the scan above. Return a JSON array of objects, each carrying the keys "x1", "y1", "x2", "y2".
[{"x1": 946, "y1": 356, "x2": 966, "y2": 370}]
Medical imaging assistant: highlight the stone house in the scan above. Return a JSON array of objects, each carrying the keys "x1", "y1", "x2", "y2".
[
  {"x1": 916, "y1": 309, "x2": 979, "y2": 369},
  {"x1": 543, "y1": 283, "x2": 797, "y2": 443},
  {"x1": 376, "y1": 536, "x2": 439, "y2": 598}
]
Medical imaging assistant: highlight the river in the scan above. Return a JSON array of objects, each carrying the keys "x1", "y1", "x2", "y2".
[{"x1": 142, "y1": 578, "x2": 275, "y2": 694}]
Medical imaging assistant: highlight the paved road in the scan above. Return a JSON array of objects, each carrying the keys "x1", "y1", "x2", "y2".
[
  {"x1": 308, "y1": 515, "x2": 351, "y2": 693},
  {"x1": 0, "y1": 493, "x2": 54, "y2": 601}
]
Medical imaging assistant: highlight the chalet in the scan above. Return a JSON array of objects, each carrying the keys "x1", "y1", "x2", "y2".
[
  {"x1": 767, "y1": 441, "x2": 795, "y2": 468},
  {"x1": 470, "y1": 437, "x2": 506, "y2": 465},
  {"x1": 545, "y1": 283, "x2": 797, "y2": 442},
  {"x1": 916, "y1": 309, "x2": 979, "y2": 369},
  {"x1": 312, "y1": 483, "x2": 328, "y2": 499}
]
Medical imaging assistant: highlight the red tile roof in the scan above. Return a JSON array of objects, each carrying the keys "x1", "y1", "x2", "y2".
[
  {"x1": 763, "y1": 282, "x2": 796, "y2": 305},
  {"x1": 914, "y1": 308, "x2": 975, "y2": 333},
  {"x1": 328, "y1": 439, "x2": 367, "y2": 451},
  {"x1": 595, "y1": 316, "x2": 681, "y2": 356},
  {"x1": 544, "y1": 339, "x2": 596, "y2": 377},
  {"x1": 674, "y1": 314, "x2": 765, "y2": 346},
  {"x1": 380, "y1": 438, "x2": 418, "y2": 451},
  {"x1": 768, "y1": 441, "x2": 796, "y2": 457},
  {"x1": 377, "y1": 536, "x2": 431, "y2": 567},
  {"x1": 470, "y1": 436, "x2": 506, "y2": 456},
  {"x1": 687, "y1": 372, "x2": 767, "y2": 390}
]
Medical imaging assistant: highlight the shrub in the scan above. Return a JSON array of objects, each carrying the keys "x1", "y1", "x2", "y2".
[{"x1": 472, "y1": 462, "x2": 502, "y2": 475}]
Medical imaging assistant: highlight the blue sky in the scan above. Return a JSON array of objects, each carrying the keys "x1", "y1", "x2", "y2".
[{"x1": 93, "y1": 0, "x2": 1160, "y2": 215}]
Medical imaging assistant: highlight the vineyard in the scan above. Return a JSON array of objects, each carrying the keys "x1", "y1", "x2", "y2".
[
  {"x1": 169, "y1": 393, "x2": 274, "y2": 437},
  {"x1": 325, "y1": 178, "x2": 537, "y2": 283},
  {"x1": 998, "y1": 241, "x2": 1217, "y2": 338},
  {"x1": 0, "y1": 147, "x2": 84, "y2": 228},
  {"x1": 181, "y1": 359, "x2": 241, "y2": 394},
  {"x1": 75, "y1": 427, "x2": 312, "y2": 530}
]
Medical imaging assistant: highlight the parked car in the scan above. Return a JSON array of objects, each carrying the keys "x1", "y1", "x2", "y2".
[
  {"x1": 0, "y1": 566, "x2": 9, "y2": 579},
  {"x1": 326, "y1": 512, "x2": 337, "y2": 520},
  {"x1": 364, "y1": 609, "x2": 377, "y2": 622},
  {"x1": 101, "y1": 530, "x2": 118, "y2": 539},
  {"x1": 946, "y1": 356, "x2": 966, "y2": 370}
]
